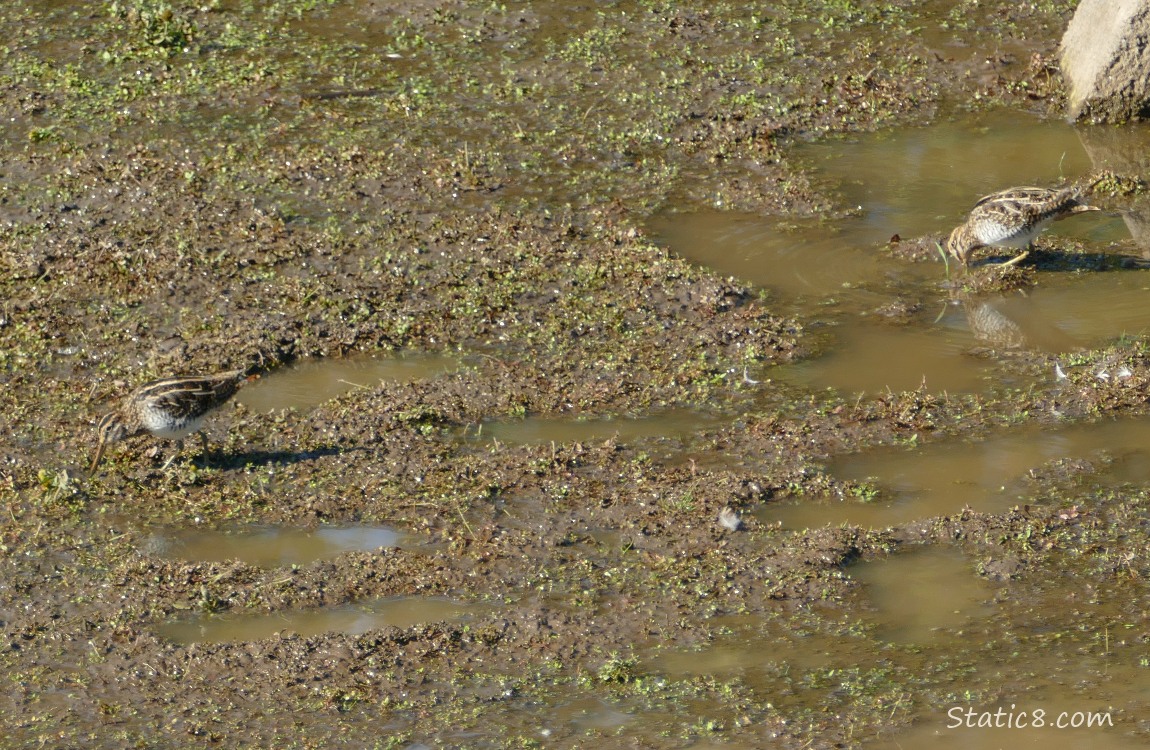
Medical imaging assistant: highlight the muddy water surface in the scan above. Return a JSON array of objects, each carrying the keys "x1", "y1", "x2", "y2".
[
  {"x1": 997, "y1": 271, "x2": 1150, "y2": 345},
  {"x1": 655, "y1": 110, "x2": 1131, "y2": 291},
  {"x1": 158, "y1": 597, "x2": 476, "y2": 645},
  {"x1": 647, "y1": 210, "x2": 910, "y2": 301},
  {"x1": 148, "y1": 524, "x2": 413, "y2": 567},
  {"x1": 13, "y1": 0, "x2": 1150, "y2": 744},
  {"x1": 658, "y1": 547, "x2": 992, "y2": 666},
  {"x1": 207, "y1": 109, "x2": 1150, "y2": 743},
  {"x1": 849, "y1": 546, "x2": 995, "y2": 644},
  {"x1": 653, "y1": 544, "x2": 1144, "y2": 749},
  {"x1": 871, "y1": 712, "x2": 1143, "y2": 750},
  {"x1": 769, "y1": 322, "x2": 999, "y2": 394},
  {"x1": 800, "y1": 110, "x2": 1117, "y2": 242},
  {"x1": 764, "y1": 415, "x2": 1150, "y2": 529},
  {"x1": 654, "y1": 111, "x2": 1138, "y2": 400},
  {"x1": 238, "y1": 352, "x2": 460, "y2": 413},
  {"x1": 869, "y1": 573, "x2": 1150, "y2": 750}
]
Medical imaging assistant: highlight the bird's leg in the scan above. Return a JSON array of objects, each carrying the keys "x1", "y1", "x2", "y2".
[
  {"x1": 1000, "y1": 246, "x2": 1031, "y2": 268},
  {"x1": 197, "y1": 431, "x2": 210, "y2": 465},
  {"x1": 161, "y1": 439, "x2": 184, "y2": 470}
]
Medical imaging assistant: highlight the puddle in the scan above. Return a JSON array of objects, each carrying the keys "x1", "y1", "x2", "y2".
[
  {"x1": 865, "y1": 570, "x2": 1150, "y2": 750},
  {"x1": 769, "y1": 321, "x2": 997, "y2": 395},
  {"x1": 796, "y1": 109, "x2": 1129, "y2": 247},
  {"x1": 850, "y1": 546, "x2": 995, "y2": 645},
  {"x1": 647, "y1": 210, "x2": 919, "y2": 301},
  {"x1": 869, "y1": 600, "x2": 1150, "y2": 750},
  {"x1": 652, "y1": 111, "x2": 1139, "y2": 399},
  {"x1": 653, "y1": 557, "x2": 1147, "y2": 749},
  {"x1": 147, "y1": 524, "x2": 411, "y2": 568},
  {"x1": 238, "y1": 352, "x2": 459, "y2": 413},
  {"x1": 462, "y1": 408, "x2": 724, "y2": 446},
  {"x1": 919, "y1": 272, "x2": 1150, "y2": 356},
  {"x1": 553, "y1": 697, "x2": 633, "y2": 732},
  {"x1": 761, "y1": 271, "x2": 1150, "y2": 395},
  {"x1": 878, "y1": 577, "x2": 1150, "y2": 750},
  {"x1": 157, "y1": 597, "x2": 474, "y2": 645},
  {"x1": 763, "y1": 415, "x2": 1150, "y2": 529},
  {"x1": 990, "y1": 271, "x2": 1150, "y2": 346},
  {"x1": 653, "y1": 111, "x2": 1129, "y2": 303},
  {"x1": 953, "y1": 296, "x2": 1084, "y2": 353}
]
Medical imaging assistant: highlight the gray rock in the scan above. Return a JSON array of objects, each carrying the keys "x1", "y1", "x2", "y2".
[{"x1": 1060, "y1": 0, "x2": 1150, "y2": 122}]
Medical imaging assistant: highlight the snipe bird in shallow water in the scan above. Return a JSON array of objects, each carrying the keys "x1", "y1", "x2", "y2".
[
  {"x1": 88, "y1": 369, "x2": 250, "y2": 476},
  {"x1": 945, "y1": 178, "x2": 1103, "y2": 268}
]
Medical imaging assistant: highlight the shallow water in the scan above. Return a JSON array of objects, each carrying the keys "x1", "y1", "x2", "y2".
[
  {"x1": 763, "y1": 415, "x2": 1150, "y2": 529},
  {"x1": 653, "y1": 110, "x2": 1139, "y2": 400},
  {"x1": 997, "y1": 271, "x2": 1150, "y2": 345},
  {"x1": 653, "y1": 545, "x2": 1145, "y2": 749},
  {"x1": 798, "y1": 110, "x2": 1124, "y2": 243},
  {"x1": 769, "y1": 321, "x2": 998, "y2": 395},
  {"x1": 553, "y1": 697, "x2": 634, "y2": 732},
  {"x1": 870, "y1": 702, "x2": 1142, "y2": 750},
  {"x1": 655, "y1": 109, "x2": 1132, "y2": 290},
  {"x1": 647, "y1": 210, "x2": 913, "y2": 301},
  {"x1": 868, "y1": 576, "x2": 1150, "y2": 750},
  {"x1": 237, "y1": 352, "x2": 459, "y2": 413},
  {"x1": 147, "y1": 524, "x2": 411, "y2": 567},
  {"x1": 157, "y1": 597, "x2": 474, "y2": 645},
  {"x1": 204, "y1": 110, "x2": 1150, "y2": 744},
  {"x1": 849, "y1": 546, "x2": 995, "y2": 645},
  {"x1": 17, "y1": 0, "x2": 1150, "y2": 742}
]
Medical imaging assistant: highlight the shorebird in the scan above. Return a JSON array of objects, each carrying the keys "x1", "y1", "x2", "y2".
[
  {"x1": 88, "y1": 369, "x2": 250, "y2": 476},
  {"x1": 945, "y1": 180, "x2": 1102, "y2": 268}
]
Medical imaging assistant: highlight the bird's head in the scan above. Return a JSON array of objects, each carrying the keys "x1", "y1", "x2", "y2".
[
  {"x1": 88, "y1": 412, "x2": 129, "y2": 477},
  {"x1": 945, "y1": 225, "x2": 973, "y2": 267},
  {"x1": 96, "y1": 412, "x2": 130, "y2": 445}
]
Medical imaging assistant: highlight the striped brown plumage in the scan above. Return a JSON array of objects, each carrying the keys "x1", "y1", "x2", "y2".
[
  {"x1": 88, "y1": 369, "x2": 249, "y2": 476},
  {"x1": 945, "y1": 179, "x2": 1103, "y2": 268}
]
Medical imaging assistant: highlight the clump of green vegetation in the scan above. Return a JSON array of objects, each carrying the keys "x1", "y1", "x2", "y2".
[
  {"x1": 105, "y1": 0, "x2": 197, "y2": 57},
  {"x1": 594, "y1": 653, "x2": 639, "y2": 684}
]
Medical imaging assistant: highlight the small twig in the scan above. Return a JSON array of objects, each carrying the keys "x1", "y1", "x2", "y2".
[{"x1": 454, "y1": 501, "x2": 475, "y2": 539}]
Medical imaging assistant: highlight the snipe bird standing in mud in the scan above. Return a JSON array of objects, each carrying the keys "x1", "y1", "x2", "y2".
[
  {"x1": 945, "y1": 178, "x2": 1104, "y2": 268},
  {"x1": 88, "y1": 369, "x2": 251, "y2": 476}
]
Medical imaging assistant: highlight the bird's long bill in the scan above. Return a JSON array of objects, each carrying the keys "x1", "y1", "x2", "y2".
[
  {"x1": 87, "y1": 440, "x2": 107, "y2": 477},
  {"x1": 1056, "y1": 204, "x2": 1103, "y2": 218}
]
